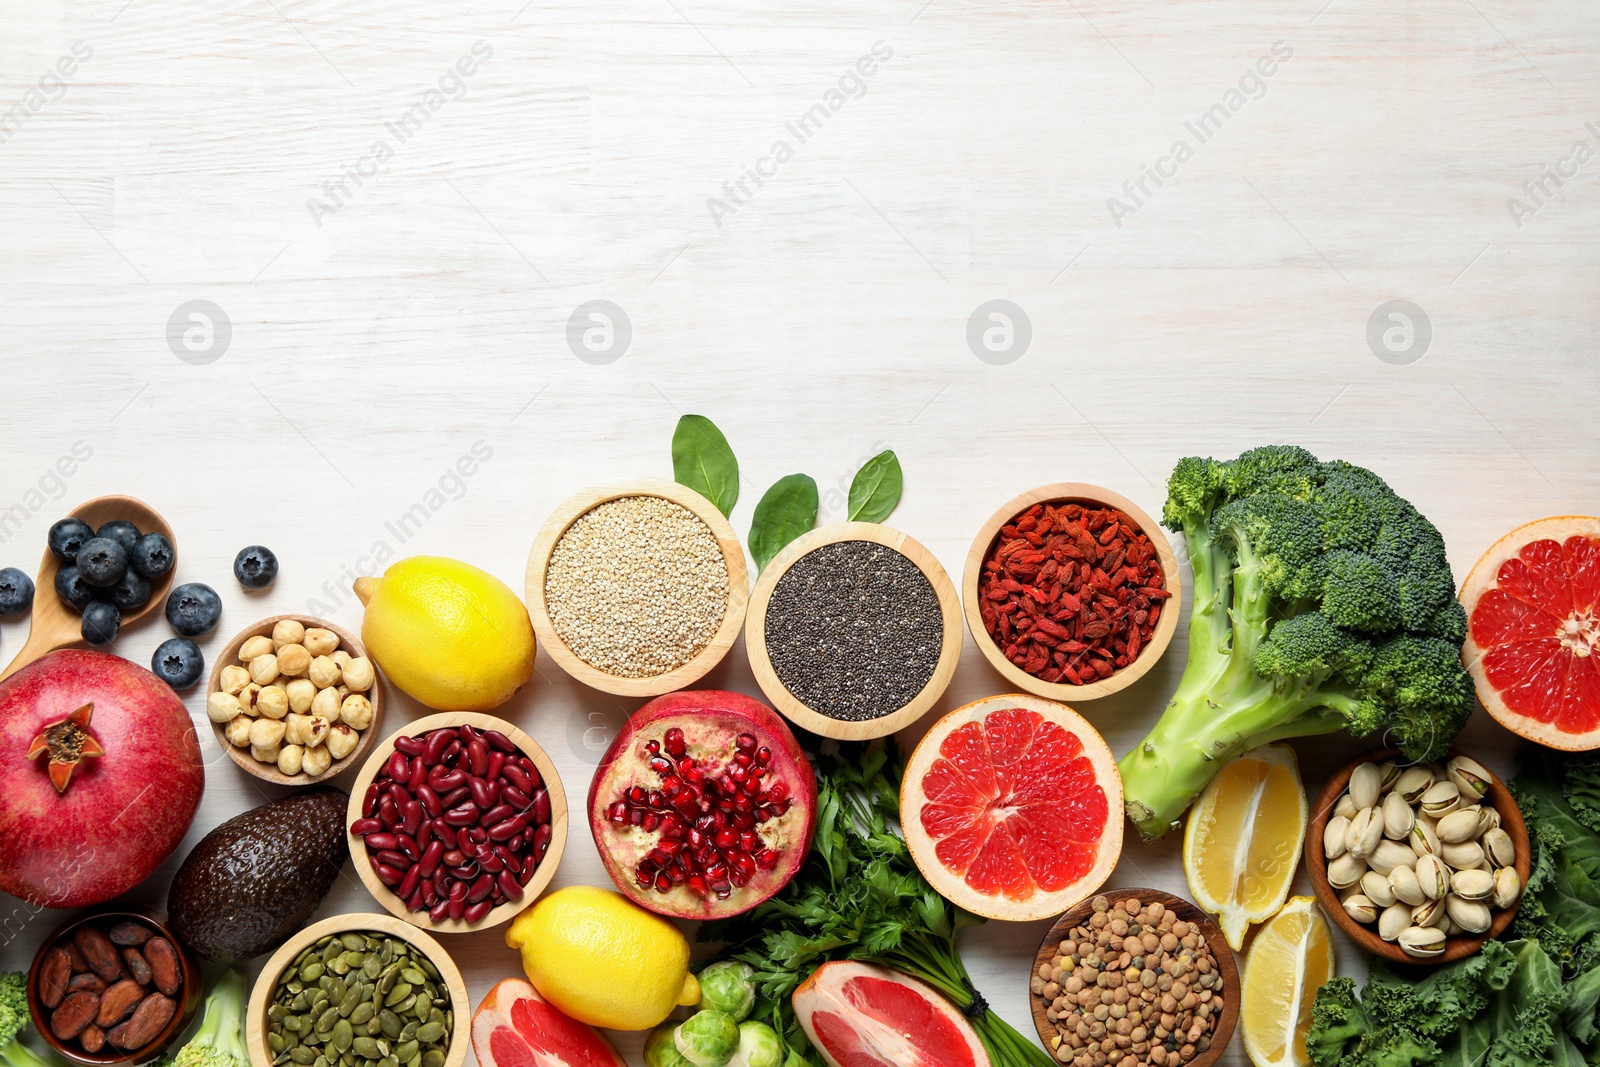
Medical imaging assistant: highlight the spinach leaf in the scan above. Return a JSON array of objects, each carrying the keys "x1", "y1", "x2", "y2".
[
  {"x1": 749, "y1": 474, "x2": 818, "y2": 572},
  {"x1": 672, "y1": 414, "x2": 739, "y2": 517},
  {"x1": 846, "y1": 450, "x2": 902, "y2": 523}
]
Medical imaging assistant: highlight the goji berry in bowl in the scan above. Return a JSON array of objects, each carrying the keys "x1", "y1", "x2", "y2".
[
  {"x1": 962, "y1": 484, "x2": 1181, "y2": 701},
  {"x1": 346, "y1": 712, "x2": 567, "y2": 933}
]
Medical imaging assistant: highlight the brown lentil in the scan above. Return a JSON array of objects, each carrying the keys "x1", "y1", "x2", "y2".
[
  {"x1": 1033, "y1": 896, "x2": 1223, "y2": 1067},
  {"x1": 545, "y1": 495, "x2": 729, "y2": 677}
]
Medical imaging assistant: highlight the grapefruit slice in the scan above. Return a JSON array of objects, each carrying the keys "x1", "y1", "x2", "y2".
[
  {"x1": 793, "y1": 961, "x2": 991, "y2": 1067},
  {"x1": 900, "y1": 693, "x2": 1122, "y2": 922},
  {"x1": 1183, "y1": 745, "x2": 1307, "y2": 950},
  {"x1": 1460, "y1": 516, "x2": 1600, "y2": 750},
  {"x1": 471, "y1": 978, "x2": 626, "y2": 1067}
]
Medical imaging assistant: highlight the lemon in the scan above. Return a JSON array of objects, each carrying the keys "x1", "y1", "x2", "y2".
[
  {"x1": 1241, "y1": 896, "x2": 1334, "y2": 1067},
  {"x1": 505, "y1": 886, "x2": 701, "y2": 1031},
  {"x1": 1182, "y1": 744, "x2": 1307, "y2": 950},
  {"x1": 353, "y1": 556, "x2": 535, "y2": 711}
]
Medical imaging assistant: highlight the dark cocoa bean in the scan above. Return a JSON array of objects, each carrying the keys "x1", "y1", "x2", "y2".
[
  {"x1": 122, "y1": 948, "x2": 152, "y2": 986},
  {"x1": 143, "y1": 937, "x2": 180, "y2": 996},
  {"x1": 39, "y1": 947, "x2": 72, "y2": 1008},
  {"x1": 50, "y1": 991, "x2": 100, "y2": 1039},
  {"x1": 96, "y1": 979, "x2": 145, "y2": 1027},
  {"x1": 106, "y1": 993, "x2": 175, "y2": 1051},
  {"x1": 62, "y1": 943, "x2": 89, "y2": 973},
  {"x1": 107, "y1": 922, "x2": 153, "y2": 947},
  {"x1": 67, "y1": 973, "x2": 106, "y2": 994},
  {"x1": 80, "y1": 1025, "x2": 106, "y2": 1053},
  {"x1": 73, "y1": 927, "x2": 124, "y2": 982}
]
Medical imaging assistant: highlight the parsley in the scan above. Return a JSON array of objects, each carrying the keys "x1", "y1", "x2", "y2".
[{"x1": 700, "y1": 742, "x2": 1055, "y2": 1067}]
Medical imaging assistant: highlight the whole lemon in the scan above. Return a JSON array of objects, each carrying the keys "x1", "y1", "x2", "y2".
[
  {"x1": 353, "y1": 556, "x2": 535, "y2": 711},
  {"x1": 505, "y1": 886, "x2": 700, "y2": 1031}
]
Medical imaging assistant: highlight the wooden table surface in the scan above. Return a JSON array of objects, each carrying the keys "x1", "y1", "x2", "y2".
[{"x1": 2, "y1": 0, "x2": 1597, "y2": 1063}]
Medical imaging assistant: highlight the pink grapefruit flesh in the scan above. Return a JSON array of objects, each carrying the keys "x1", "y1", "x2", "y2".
[
  {"x1": 471, "y1": 978, "x2": 625, "y2": 1067},
  {"x1": 1461, "y1": 517, "x2": 1600, "y2": 750},
  {"x1": 793, "y1": 962, "x2": 990, "y2": 1067}
]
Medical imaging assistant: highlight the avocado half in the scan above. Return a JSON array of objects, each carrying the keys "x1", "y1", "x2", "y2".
[{"x1": 167, "y1": 786, "x2": 349, "y2": 963}]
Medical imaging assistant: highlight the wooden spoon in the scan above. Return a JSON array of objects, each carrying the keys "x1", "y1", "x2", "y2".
[{"x1": 0, "y1": 495, "x2": 177, "y2": 682}]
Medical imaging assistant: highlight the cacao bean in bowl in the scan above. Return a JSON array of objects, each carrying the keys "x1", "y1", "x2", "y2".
[
  {"x1": 963, "y1": 484, "x2": 1181, "y2": 702},
  {"x1": 244, "y1": 913, "x2": 470, "y2": 1067},
  {"x1": 347, "y1": 712, "x2": 568, "y2": 934},
  {"x1": 28, "y1": 908, "x2": 201, "y2": 1066}
]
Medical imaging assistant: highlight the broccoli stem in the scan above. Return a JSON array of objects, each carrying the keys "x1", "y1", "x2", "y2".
[
  {"x1": 1119, "y1": 658, "x2": 1352, "y2": 840},
  {"x1": 4, "y1": 1040, "x2": 67, "y2": 1067}
]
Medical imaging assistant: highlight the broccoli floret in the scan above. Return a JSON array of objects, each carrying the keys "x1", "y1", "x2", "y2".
[
  {"x1": 1, "y1": 973, "x2": 69, "y2": 1067},
  {"x1": 1122, "y1": 446, "x2": 1474, "y2": 837},
  {"x1": 171, "y1": 970, "x2": 249, "y2": 1067}
]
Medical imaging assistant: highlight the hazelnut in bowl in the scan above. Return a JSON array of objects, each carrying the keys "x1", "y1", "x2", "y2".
[
  {"x1": 1305, "y1": 748, "x2": 1531, "y2": 965},
  {"x1": 206, "y1": 615, "x2": 384, "y2": 785},
  {"x1": 28, "y1": 909, "x2": 201, "y2": 1066}
]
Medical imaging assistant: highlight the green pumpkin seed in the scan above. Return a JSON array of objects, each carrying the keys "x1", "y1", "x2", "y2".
[
  {"x1": 394, "y1": 1042, "x2": 418, "y2": 1063},
  {"x1": 400, "y1": 968, "x2": 425, "y2": 985},
  {"x1": 384, "y1": 983, "x2": 412, "y2": 1007},
  {"x1": 292, "y1": 1048, "x2": 318, "y2": 1064},
  {"x1": 322, "y1": 940, "x2": 343, "y2": 964},
  {"x1": 269, "y1": 1005, "x2": 290, "y2": 1024},
  {"x1": 379, "y1": 1010, "x2": 403, "y2": 1039},
  {"x1": 341, "y1": 934, "x2": 366, "y2": 951},
  {"x1": 269, "y1": 1033, "x2": 287, "y2": 1054},
  {"x1": 332, "y1": 1020, "x2": 353, "y2": 1053},
  {"x1": 427, "y1": 1010, "x2": 444, "y2": 1029},
  {"x1": 405, "y1": 1056, "x2": 420, "y2": 1067},
  {"x1": 350, "y1": 1003, "x2": 375, "y2": 1026},
  {"x1": 363, "y1": 955, "x2": 382, "y2": 980},
  {"x1": 422, "y1": 1052, "x2": 444, "y2": 1067},
  {"x1": 413, "y1": 1023, "x2": 443, "y2": 1045},
  {"x1": 288, "y1": 980, "x2": 305, "y2": 995},
  {"x1": 318, "y1": 1008, "x2": 341, "y2": 1034},
  {"x1": 314, "y1": 1056, "x2": 329, "y2": 1067},
  {"x1": 379, "y1": 1057, "x2": 398, "y2": 1067},
  {"x1": 397, "y1": 1022, "x2": 418, "y2": 1044},
  {"x1": 353, "y1": 1038, "x2": 382, "y2": 1059},
  {"x1": 301, "y1": 962, "x2": 326, "y2": 982}
]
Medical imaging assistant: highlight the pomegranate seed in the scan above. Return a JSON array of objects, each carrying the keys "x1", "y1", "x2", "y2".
[
  {"x1": 736, "y1": 733, "x2": 756, "y2": 752},
  {"x1": 664, "y1": 728, "x2": 686, "y2": 755},
  {"x1": 655, "y1": 873, "x2": 671, "y2": 892},
  {"x1": 757, "y1": 747, "x2": 771, "y2": 765},
  {"x1": 647, "y1": 739, "x2": 660, "y2": 754},
  {"x1": 607, "y1": 801, "x2": 629, "y2": 824}
]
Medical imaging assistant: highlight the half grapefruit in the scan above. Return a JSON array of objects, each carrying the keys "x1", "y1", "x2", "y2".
[
  {"x1": 793, "y1": 961, "x2": 991, "y2": 1067},
  {"x1": 900, "y1": 693, "x2": 1122, "y2": 922},
  {"x1": 471, "y1": 978, "x2": 627, "y2": 1067},
  {"x1": 1460, "y1": 516, "x2": 1600, "y2": 750}
]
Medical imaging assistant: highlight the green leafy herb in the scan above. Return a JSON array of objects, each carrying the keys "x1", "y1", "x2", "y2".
[
  {"x1": 846, "y1": 450, "x2": 903, "y2": 523},
  {"x1": 748, "y1": 475, "x2": 818, "y2": 573},
  {"x1": 700, "y1": 744, "x2": 1054, "y2": 1067},
  {"x1": 672, "y1": 415, "x2": 740, "y2": 517}
]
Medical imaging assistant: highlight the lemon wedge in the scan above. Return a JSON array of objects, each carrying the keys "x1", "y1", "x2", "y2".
[{"x1": 1241, "y1": 896, "x2": 1335, "y2": 1067}]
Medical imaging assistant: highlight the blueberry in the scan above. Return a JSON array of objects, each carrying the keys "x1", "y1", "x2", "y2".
[
  {"x1": 0, "y1": 568, "x2": 34, "y2": 615},
  {"x1": 130, "y1": 532, "x2": 175, "y2": 579},
  {"x1": 233, "y1": 545, "x2": 279, "y2": 590},
  {"x1": 81, "y1": 600, "x2": 120, "y2": 645},
  {"x1": 165, "y1": 582, "x2": 221, "y2": 637},
  {"x1": 96, "y1": 520, "x2": 141, "y2": 551},
  {"x1": 151, "y1": 637, "x2": 204, "y2": 689},
  {"x1": 110, "y1": 570, "x2": 152, "y2": 611},
  {"x1": 75, "y1": 537, "x2": 128, "y2": 588},
  {"x1": 47, "y1": 518, "x2": 94, "y2": 563},
  {"x1": 54, "y1": 566, "x2": 96, "y2": 610}
]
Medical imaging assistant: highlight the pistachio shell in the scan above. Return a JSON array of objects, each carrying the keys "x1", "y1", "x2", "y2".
[
  {"x1": 1447, "y1": 755, "x2": 1491, "y2": 799},
  {"x1": 1378, "y1": 903, "x2": 1411, "y2": 941},
  {"x1": 1420, "y1": 781, "x2": 1463, "y2": 818},
  {"x1": 1493, "y1": 867, "x2": 1522, "y2": 910},
  {"x1": 1415, "y1": 855, "x2": 1449, "y2": 900},
  {"x1": 1342, "y1": 893, "x2": 1378, "y2": 925},
  {"x1": 1324, "y1": 816, "x2": 1351, "y2": 860},
  {"x1": 1442, "y1": 840, "x2": 1486, "y2": 870},
  {"x1": 1382, "y1": 791, "x2": 1415, "y2": 840},
  {"x1": 1451, "y1": 868, "x2": 1494, "y2": 902},
  {"x1": 1328, "y1": 852, "x2": 1367, "y2": 889},
  {"x1": 1411, "y1": 896, "x2": 1447, "y2": 928},
  {"x1": 1333, "y1": 793, "x2": 1359, "y2": 820},
  {"x1": 1400, "y1": 926, "x2": 1447, "y2": 957},
  {"x1": 1368, "y1": 840, "x2": 1419, "y2": 877},
  {"x1": 1436, "y1": 809, "x2": 1482, "y2": 844},
  {"x1": 1389, "y1": 865, "x2": 1425, "y2": 906},
  {"x1": 1346, "y1": 808, "x2": 1384, "y2": 860},
  {"x1": 1361, "y1": 870, "x2": 1398, "y2": 908},
  {"x1": 1446, "y1": 895, "x2": 1492, "y2": 933},
  {"x1": 1376, "y1": 761, "x2": 1401, "y2": 791},
  {"x1": 1394, "y1": 766, "x2": 1434, "y2": 804},
  {"x1": 1410, "y1": 818, "x2": 1442, "y2": 859},
  {"x1": 1350, "y1": 762, "x2": 1383, "y2": 810}
]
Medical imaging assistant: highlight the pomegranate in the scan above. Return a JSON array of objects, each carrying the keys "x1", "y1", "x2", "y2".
[
  {"x1": 587, "y1": 689, "x2": 816, "y2": 920},
  {"x1": 0, "y1": 650, "x2": 203, "y2": 907}
]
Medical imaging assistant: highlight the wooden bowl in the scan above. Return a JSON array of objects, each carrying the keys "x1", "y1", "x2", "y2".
[
  {"x1": 28, "y1": 908, "x2": 202, "y2": 1066},
  {"x1": 346, "y1": 712, "x2": 567, "y2": 933},
  {"x1": 1305, "y1": 747, "x2": 1531, "y2": 965},
  {"x1": 206, "y1": 615, "x2": 385, "y2": 785},
  {"x1": 963, "y1": 484, "x2": 1180, "y2": 702},
  {"x1": 245, "y1": 913, "x2": 470, "y2": 1067},
  {"x1": 745, "y1": 522, "x2": 963, "y2": 741},
  {"x1": 1030, "y1": 888, "x2": 1239, "y2": 1067},
  {"x1": 525, "y1": 479, "x2": 749, "y2": 697},
  {"x1": 1, "y1": 496, "x2": 178, "y2": 681}
]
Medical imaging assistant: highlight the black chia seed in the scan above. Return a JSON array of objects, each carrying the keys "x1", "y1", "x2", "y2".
[{"x1": 763, "y1": 540, "x2": 943, "y2": 720}]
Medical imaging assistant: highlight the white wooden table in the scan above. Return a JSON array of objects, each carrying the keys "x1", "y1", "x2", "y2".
[{"x1": 2, "y1": 0, "x2": 1597, "y2": 1062}]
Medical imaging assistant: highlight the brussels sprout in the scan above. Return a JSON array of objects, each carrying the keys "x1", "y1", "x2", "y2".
[
  {"x1": 675, "y1": 1009, "x2": 741, "y2": 1067},
  {"x1": 726, "y1": 1021, "x2": 784, "y2": 1067},
  {"x1": 696, "y1": 961, "x2": 756, "y2": 1021},
  {"x1": 644, "y1": 1025, "x2": 693, "y2": 1067}
]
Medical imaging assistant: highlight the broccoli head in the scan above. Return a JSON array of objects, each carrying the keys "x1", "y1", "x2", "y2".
[
  {"x1": 2, "y1": 972, "x2": 68, "y2": 1067},
  {"x1": 1122, "y1": 446, "x2": 1474, "y2": 837},
  {"x1": 171, "y1": 970, "x2": 248, "y2": 1067}
]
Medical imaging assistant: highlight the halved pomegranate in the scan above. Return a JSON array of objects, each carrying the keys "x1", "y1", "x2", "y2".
[
  {"x1": 793, "y1": 961, "x2": 992, "y2": 1067},
  {"x1": 471, "y1": 978, "x2": 625, "y2": 1067},
  {"x1": 587, "y1": 689, "x2": 816, "y2": 920}
]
